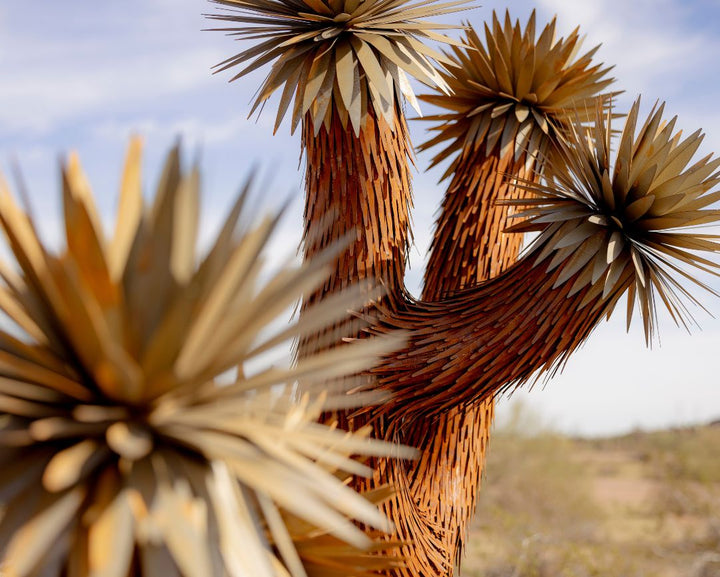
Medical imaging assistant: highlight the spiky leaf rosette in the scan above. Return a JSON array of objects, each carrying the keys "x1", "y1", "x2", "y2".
[
  {"x1": 419, "y1": 10, "x2": 616, "y2": 180},
  {"x1": 282, "y1": 482, "x2": 407, "y2": 576},
  {"x1": 207, "y1": 0, "x2": 472, "y2": 135},
  {"x1": 506, "y1": 98, "x2": 720, "y2": 343},
  {"x1": 0, "y1": 139, "x2": 414, "y2": 577}
]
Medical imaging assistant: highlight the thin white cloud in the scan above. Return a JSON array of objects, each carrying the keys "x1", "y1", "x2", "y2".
[
  {"x1": 0, "y1": 46, "x2": 223, "y2": 134},
  {"x1": 0, "y1": 2, "x2": 242, "y2": 135},
  {"x1": 537, "y1": 0, "x2": 716, "y2": 101}
]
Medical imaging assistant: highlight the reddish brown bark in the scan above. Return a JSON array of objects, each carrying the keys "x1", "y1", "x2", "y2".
[
  {"x1": 407, "y1": 152, "x2": 533, "y2": 572},
  {"x1": 424, "y1": 154, "x2": 530, "y2": 295},
  {"x1": 301, "y1": 106, "x2": 413, "y2": 309},
  {"x1": 298, "y1": 104, "x2": 414, "y2": 362}
]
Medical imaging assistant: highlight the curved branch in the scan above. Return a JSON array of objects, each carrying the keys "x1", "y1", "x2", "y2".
[{"x1": 372, "y1": 249, "x2": 621, "y2": 426}]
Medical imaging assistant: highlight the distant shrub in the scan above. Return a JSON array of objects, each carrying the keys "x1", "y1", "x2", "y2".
[{"x1": 462, "y1": 403, "x2": 720, "y2": 577}]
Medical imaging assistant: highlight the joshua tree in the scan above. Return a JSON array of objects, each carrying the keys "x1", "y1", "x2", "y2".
[
  {"x1": 0, "y1": 6, "x2": 717, "y2": 577},
  {"x1": 209, "y1": 3, "x2": 720, "y2": 576},
  {"x1": 0, "y1": 140, "x2": 417, "y2": 577}
]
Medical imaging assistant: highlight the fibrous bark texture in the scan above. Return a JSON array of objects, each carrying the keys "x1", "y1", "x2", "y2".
[
  {"x1": 372, "y1": 254, "x2": 620, "y2": 418},
  {"x1": 425, "y1": 154, "x2": 531, "y2": 294},
  {"x1": 299, "y1": 102, "x2": 435, "y2": 575},
  {"x1": 410, "y1": 153, "x2": 533, "y2": 572},
  {"x1": 300, "y1": 105, "x2": 413, "y2": 356}
]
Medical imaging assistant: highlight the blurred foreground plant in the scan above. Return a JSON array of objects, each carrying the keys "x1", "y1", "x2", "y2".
[{"x1": 0, "y1": 139, "x2": 414, "y2": 577}]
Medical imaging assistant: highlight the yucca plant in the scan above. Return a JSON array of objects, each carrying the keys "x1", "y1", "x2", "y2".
[
  {"x1": 0, "y1": 139, "x2": 416, "y2": 577},
  {"x1": 208, "y1": 0, "x2": 472, "y2": 311}
]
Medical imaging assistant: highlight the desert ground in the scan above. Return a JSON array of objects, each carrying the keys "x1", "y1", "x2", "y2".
[{"x1": 461, "y1": 405, "x2": 720, "y2": 577}]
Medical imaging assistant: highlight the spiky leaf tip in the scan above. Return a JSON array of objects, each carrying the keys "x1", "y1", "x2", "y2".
[
  {"x1": 0, "y1": 138, "x2": 416, "y2": 577},
  {"x1": 506, "y1": 98, "x2": 720, "y2": 343},
  {"x1": 419, "y1": 10, "x2": 617, "y2": 180},
  {"x1": 207, "y1": 0, "x2": 474, "y2": 135}
]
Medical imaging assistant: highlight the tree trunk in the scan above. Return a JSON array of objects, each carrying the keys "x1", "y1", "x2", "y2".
[
  {"x1": 298, "y1": 104, "x2": 413, "y2": 358},
  {"x1": 424, "y1": 154, "x2": 530, "y2": 295},
  {"x1": 301, "y1": 106, "x2": 412, "y2": 309},
  {"x1": 297, "y1": 94, "x2": 622, "y2": 577},
  {"x1": 298, "y1": 98, "x2": 589, "y2": 577}
]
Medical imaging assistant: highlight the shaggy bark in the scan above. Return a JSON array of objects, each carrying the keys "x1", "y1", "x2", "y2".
[
  {"x1": 408, "y1": 153, "x2": 533, "y2": 572},
  {"x1": 301, "y1": 106, "x2": 413, "y2": 308},
  {"x1": 424, "y1": 154, "x2": 530, "y2": 294},
  {"x1": 298, "y1": 104, "x2": 413, "y2": 359}
]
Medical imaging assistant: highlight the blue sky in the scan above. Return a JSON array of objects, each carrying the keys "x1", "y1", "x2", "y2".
[{"x1": 1, "y1": 0, "x2": 719, "y2": 435}]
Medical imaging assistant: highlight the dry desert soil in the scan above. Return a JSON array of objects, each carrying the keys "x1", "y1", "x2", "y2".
[{"x1": 460, "y1": 408, "x2": 720, "y2": 577}]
